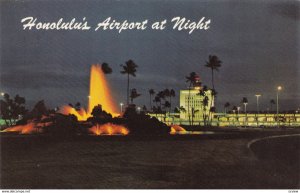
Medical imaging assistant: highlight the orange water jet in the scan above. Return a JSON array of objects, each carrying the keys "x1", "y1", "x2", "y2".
[
  {"x1": 3, "y1": 122, "x2": 38, "y2": 134},
  {"x1": 89, "y1": 123, "x2": 129, "y2": 135},
  {"x1": 170, "y1": 125, "x2": 187, "y2": 134},
  {"x1": 59, "y1": 64, "x2": 119, "y2": 120},
  {"x1": 59, "y1": 105, "x2": 89, "y2": 121},
  {"x1": 88, "y1": 64, "x2": 118, "y2": 115}
]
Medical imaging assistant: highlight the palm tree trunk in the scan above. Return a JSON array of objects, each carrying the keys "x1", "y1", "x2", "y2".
[
  {"x1": 187, "y1": 83, "x2": 191, "y2": 125},
  {"x1": 127, "y1": 73, "x2": 129, "y2": 105},
  {"x1": 149, "y1": 94, "x2": 152, "y2": 111},
  {"x1": 211, "y1": 68, "x2": 215, "y2": 90},
  {"x1": 208, "y1": 69, "x2": 215, "y2": 125},
  {"x1": 169, "y1": 96, "x2": 172, "y2": 114},
  {"x1": 203, "y1": 107, "x2": 206, "y2": 126},
  {"x1": 208, "y1": 94, "x2": 213, "y2": 125}
]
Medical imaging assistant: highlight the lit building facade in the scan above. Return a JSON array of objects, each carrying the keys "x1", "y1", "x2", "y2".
[
  {"x1": 179, "y1": 88, "x2": 214, "y2": 122},
  {"x1": 147, "y1": 75, "x2": 300, "y2": 126}
]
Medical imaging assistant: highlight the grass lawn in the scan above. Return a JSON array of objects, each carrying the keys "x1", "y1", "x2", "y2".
[{"x1": 1, "y1": 130, "x2": 299, "y2": 189}]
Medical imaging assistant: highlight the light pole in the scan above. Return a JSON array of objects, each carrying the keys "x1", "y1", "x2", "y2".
[
  {"x1": 255, "y1": 94, "x2": 261, "y2": 127},
  {"x1": 243, "y1": 102, "x2": 248, "y2": 127},
  {"x1": 276, "y1": 86, "x2": 282, "y2": 127},
  {"x1": 137, "y1": 106, "x2": 141, "y2": 114},
  {"x1": 120, "y1": 103, "x2": 124, "y2": 112},
  {"x1": 237, "y1": 106, "x2": 240, "y2": 126},
  {"x1": 255, "y1": 94, "x2": 261, "y2": 114}
]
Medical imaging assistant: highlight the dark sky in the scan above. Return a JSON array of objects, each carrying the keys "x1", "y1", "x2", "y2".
[{"x1": 1, "y1": 0, "x2": 299, "y2": 111}]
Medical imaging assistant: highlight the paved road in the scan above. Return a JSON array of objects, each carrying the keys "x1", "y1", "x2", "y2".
[{"x1": 1, "y1": 133, "x2": 299, "y2": 189}]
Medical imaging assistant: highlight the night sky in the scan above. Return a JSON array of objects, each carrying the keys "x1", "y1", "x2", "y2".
[{"x1": 1, "y1": 0, "x2": 299, "y2": 111}]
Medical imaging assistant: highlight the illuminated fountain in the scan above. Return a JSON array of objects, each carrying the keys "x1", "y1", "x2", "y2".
[
  {"x1": 2, "y1": 64, "x2": 173, "y2": 136},
  {"x1": 3, "y1": 64, "x2": 123, "y2": 135},
  {"x1": 2, "y1": 116, "x2": 52, "y2": 134},
  {"x1": 88, "y1": 64, "x2": 118, "y2": 115},
  {"x1": 58, "y1": 64, "x2": 126, "y2": 135},
  {"x1": 170, "y1": 125, "x2": 187, "y2": 134},
  {"x1": 3, "y1": 122, "x2": 37, "y2": 134},
  {"x1": 89, "y1": 123, "x2": 129, "y2": 135},
  {"x1": 59, "y1": 64, "x2": 119, "y2": 120},
  {"x1": 169, "y1": 125, "x2": 215, "y2": 135}
]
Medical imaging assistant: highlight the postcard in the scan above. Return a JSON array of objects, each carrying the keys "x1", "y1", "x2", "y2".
[{"x1": 0, "y1": 0, "x2": 299, "y2": 190}]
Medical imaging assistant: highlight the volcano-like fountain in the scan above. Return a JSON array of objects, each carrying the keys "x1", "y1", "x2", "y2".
[
  {"x1": 2, "y1": 64, "x2": 172, "y2": 136},
  {"x1": 59, "y1": 64, "x2": 119, "y2": 121}
]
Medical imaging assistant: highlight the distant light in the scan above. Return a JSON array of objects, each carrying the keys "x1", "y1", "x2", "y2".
[
  {"x1": 1, "y1": 92, "x2": 4, "y2": 96},
  {"x1": 277, "y1": 86, "x2": 282, "y2": 91},
  {"x1": 255, "y1": 94, "x2": 261, "y2": 97},
  {"x1": 120, "y1": 103, "x2": 123, "y2": 106},
  {"x1": 88, "y1": 95, "x2": 91, "y2": 98}
]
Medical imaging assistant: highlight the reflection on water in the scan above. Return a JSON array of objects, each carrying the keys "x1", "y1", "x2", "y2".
[
  {"x1": 175, "y1": 131, "x2": 215, "y2": 135},
  {"x1": 170, "y1": 125, "x2": 216, "y2": 135}
]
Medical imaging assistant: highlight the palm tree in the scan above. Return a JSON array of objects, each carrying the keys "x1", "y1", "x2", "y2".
[
  {"x1": 198, "y1": 85, "x2": 208, "y2": 125},
  {"x1": 170, "y1": 89, "x2": 175, "y2": 113},
  {"x1": 163, "y1": 89, "x2": 171, "y2": 113},
  {"x1": 179, "y1": 106, "x2": 186, "y2": 113},
  {"x1": 163, "y1": 101, "x2": 171, "y2": 112},
  {"x1": 101, "y1": 62, "x2": 112, "y2": 74},
  {"x1": 130, "y1": 88, "x2": 141, "y2": 104},
  {"x1": 209, "y1": 106, "x2": 216, "y2": 126},
  {"x1": 242, "y1": 97, "x2": 248, "y2": 113},
  {"x1": 205, "y1": 55, "x2": 221, "y2": 123},
  {"x1": 208, "y1": 89, "x2": 217, "y2": 125},
  {"x1": 156, "y1": 90, "x2": 166, "y2": 110},
  {"x1": 153, "y1": 96, "x2": 161, "y2": 108},
  {"x1": 202, "y1": 96, "x2": 209, "y2": 126},
  {"x1": 242, "y1": 97, "x2": 248, "y2": 126},
  {"x1": 179, "y1": 106, "x2": 187, "y2": 125},
  {"x1": 148, "y1": 89, "x2": 155, "y2": 111},
  {"x1": 191, "y1": 107, "x2": 199, "y2": 125},
  {"x1": 157, "y1": 91, "x2": 165, "y2": 101},
  {"x1": 205, "y1": 55, "x2": 222, "y2": 90},
  {"x1": 174, "y1": 107, "x2": 180, "y2": 113},
  {"x1": 120, "y1": 60, "x2": 138, "y2": 105},
  {"x1": 224, "y1": 102, "x2": 230, "y2": 114},
  {"x1": 270, "y1": 99, "x2": 275, "y2": 113},
  {"x1": 163, "y1": 101, "x2": 171, "y2": 122},
  {"x1": 186, "y1": 72, "x2": 198, "y2": 125}
]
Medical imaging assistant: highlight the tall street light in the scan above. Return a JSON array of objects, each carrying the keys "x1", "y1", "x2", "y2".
[
  {"x1": 276, "y1": 86, "x2": 282, "y2": 127},
  {"x1": 243, "y1": 102, "x2": 248, "y2": 127},
  {"x1": 137, "y1": 106, "x2": 141, "y2": 114},
  {"x1": 120, "y1": 103, "x2": 124, "y2": 113},
  {"x1": 237, "y1": 106, "x2": 240, "y2": 115},
  {"x1": 237, "y1": 106, "x2": 241, "y2": 126},
  {"x1": 255, "y1": 94, "x2": 261, "y2": 114},
  {"x1": 255, "y1": 94, "x2": 261, "y2": 127}
]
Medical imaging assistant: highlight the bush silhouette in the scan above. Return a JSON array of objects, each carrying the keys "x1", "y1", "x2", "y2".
[{"x1": 123, "y1": 105, "x2": 170, "y2": 136}]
